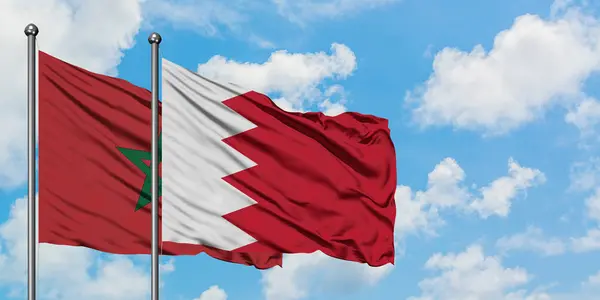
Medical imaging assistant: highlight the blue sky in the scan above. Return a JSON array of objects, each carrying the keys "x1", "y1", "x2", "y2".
[{"x1": 1, "y1": 0, "x2": 600, "y2": 299}]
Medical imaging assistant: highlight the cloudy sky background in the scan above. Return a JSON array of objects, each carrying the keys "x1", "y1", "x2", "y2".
[{"x1": 1, "y1": 0, "x2": 600, "y2": 299}]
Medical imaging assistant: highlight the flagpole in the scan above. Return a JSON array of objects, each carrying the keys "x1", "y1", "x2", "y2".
[
  {"x1": 149, "y1": 32, "x2": 162, "y2": 300},
  {"x1": 24, "y1": 23, "x2": 39, "y2": 300}
]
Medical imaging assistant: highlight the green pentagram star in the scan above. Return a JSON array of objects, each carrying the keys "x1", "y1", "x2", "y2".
[{"x1": 118, "y1": 133, "x2": 162, "y2": 211}]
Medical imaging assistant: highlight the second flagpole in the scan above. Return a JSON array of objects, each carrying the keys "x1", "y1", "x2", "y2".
[
  {"x1": 149, "y1": 32, "x2": 162, "y2": 300},
  {"x1": 24, "y1": 23, "x2": 39, "y2": 300}
]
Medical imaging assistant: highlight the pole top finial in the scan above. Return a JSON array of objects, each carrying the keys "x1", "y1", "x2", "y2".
[
  {"x1": 148, "y1": 32, "x2": 162, "y2": 44},
  {"x1": 24, "y1": 23, "x2": 39, "y2": 37}
]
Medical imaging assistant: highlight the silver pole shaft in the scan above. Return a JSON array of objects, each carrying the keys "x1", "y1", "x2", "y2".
[
  {"x1": 24, "y1": 23, "x2": 39, "y2": 300},
  {"x1": 148, "y1": 32, "x2": 162, "y2": 300}
]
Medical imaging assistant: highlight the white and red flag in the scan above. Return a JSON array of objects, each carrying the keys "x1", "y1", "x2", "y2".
[{"x1": 161, "y1": 59, "x2": 397, "y2": 266}]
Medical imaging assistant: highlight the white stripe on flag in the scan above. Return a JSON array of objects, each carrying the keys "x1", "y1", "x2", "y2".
[{"x1": 161, "y1": 59, "x2": 257, "y2": 251}]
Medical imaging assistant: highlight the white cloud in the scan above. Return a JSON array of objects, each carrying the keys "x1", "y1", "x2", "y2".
[
  {"x1": 394, "y1": 185, "x2": 442, "y2": 240},
  {"x1": 571, "y1": 189, "x2": 600, "y2": 252},
  {"x1": 318, "y1": 99, "x2": 347, "y2": 116},
  {"x1": 273, "y1": 0, "x2": 400, "y2": 24},
  {"x1": 142, "y1": 0, "x2": 401, "y2": 47},
  {"x1": 395, "y1": 157, "x2": 545, "y2": 241},
  {"x1": 0, "y1": 0, "x2": 143, "y2": 187},
  {"x1": 394, "y1": 158, "x2": 469, "y2": 242},
  {"x1": 409, "y1": 245, "x2": 546, "y2": 300},
  {"x1": 569, "y1": 157, "x2": 600, "y2": 192},
  {"x1": 496, "y1": 227, "x2": 566, "y2": 256},
  {"x1": 407, "y1": 5, "x2": 600, "y2": 135},
  {"x1": 197, "y1": 43, "x2": 357, "y2": 113},
  {"x1": 0, "y1": 197, "x2": 150, "y2": 299},
  {"x1": 505, "y1": 291, "x2": 552, "y2": 300},
  {"x1": 565, "y1": 97, "x2": 600, "y2": 140},
  {"x1": 194, "y1": 285, "x2": 228, "y2": 300},
  {"x1": 550, "y1": 0, "x2": 575, "y2": 16},
  {"x1": 142, "y1": 0, "x2": 279, "y2": 48},
  {"x1": 418, "y1": 157, "x2": 471, "y2": 208},
  {"x1": 586, "y1": 188, "x2": 600, "y2": 222},
  {"x1": 261, "y1": 251, "x2": 393, "y2": 300},
  {"x1": 534, "y1": 269, "x2": 600, "y2": 300},
  {"x1": 143, "y1": 0, "x2": 247, "y2": 36},
  {"x1": 584, "y1": 270, "x2": 600, "y2": 287},
  {"x1": 571, "y1": 229, "x2": 600, "y2": 252},
  {"x1": 411, "y1": 239, "x2": 599, "y2": 300},
  {"x1": 317, "y1": 85, "x2": 348, "y2": 116},
  {"x1": 160, "y1": 258, "x2": 176, "y2": 274},
  {"x1": 470, "y1": 158, "x2": 546, "y2": 218}
]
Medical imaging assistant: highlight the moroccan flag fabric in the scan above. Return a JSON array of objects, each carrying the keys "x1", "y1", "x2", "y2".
[
  {"x1": 38, "y1": 51, "x2": 282, "y2": 269},
  {"x1": 162, "y1": 59, "x2": 397, "y2": 266}
]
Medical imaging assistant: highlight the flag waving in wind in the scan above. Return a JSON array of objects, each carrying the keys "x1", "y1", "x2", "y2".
[
  {"x1": 161, "y1": 60, "x2": 397, "y2": 266},
  {"x1": 38, "y1": 51, "x2": 282, "y2": 269},
  {"x1": 38, "y1": 50, "x2": 396, "y2": 269}
]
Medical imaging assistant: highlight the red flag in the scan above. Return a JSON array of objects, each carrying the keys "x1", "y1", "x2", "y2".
[
  {"x1": 161, "y1": 60, "x2": 397, "y2": 266},
  {"x1": 38, "y1": 51, "x2": 282, "y2": 269}
]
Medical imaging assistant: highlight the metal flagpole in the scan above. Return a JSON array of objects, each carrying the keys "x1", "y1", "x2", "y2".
[
  {"x1": 24, "y1": 23, "x2": 39, "y2": 300},
  {"x1": 148, "y1": 32, "x2": 162, "y2": 300}
]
